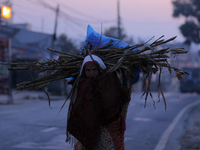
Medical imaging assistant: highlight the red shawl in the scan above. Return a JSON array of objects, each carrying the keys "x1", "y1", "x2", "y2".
[{"x1": 67, "y1": 71, "x2": 129, "y2": 149}]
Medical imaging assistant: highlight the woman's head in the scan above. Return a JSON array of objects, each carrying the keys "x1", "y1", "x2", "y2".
[
  {"x1": 84, "y1": 63, "x2": 100, "y2": 78},
  {"x1": 80, "y1": 54, "x2": 106, "y2": 78}
]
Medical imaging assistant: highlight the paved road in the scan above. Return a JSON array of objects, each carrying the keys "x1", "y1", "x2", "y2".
[
  {"x1": 0, "y1": 92, "x2": 199, "y2": 150},
  {"x1": 126, "y1": 92, "x2": 200, "y2": 150}
]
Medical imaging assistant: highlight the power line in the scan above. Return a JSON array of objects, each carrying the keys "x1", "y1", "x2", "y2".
[
  {"x1": 59, "y1": 11, "x2": 103, "y2": 24},
  {"x1": 11, "y1": 0, "x2": 117, "y2": 38},
  {"x1": 50, "y1": 0, "x2": 113, "y2": 22},
  {"x1": 13, "y1": 0, "x2": 115, "y2": 27},
  {"x1": 36, "y1": 0, "x2": 56, "y2": 11},
  {"x1": 35, "y1": 0, "x2": 115, "y2": 24},
  {"x1": 124, "y1": 19, "x2": 176, "y2": 25},
  {"x1": 13, "y1": 0, "x2": 55, "y2": 17},
  {"x1": 36, "y1": 0, "x2": 90, "y2": 23},
  {"x1": 13, "y1": 3, "x2": 46, "y2": 18},
  {"x1": 26, "y1": 0, "x2": 41, "y2": 6},
  {"x1": 32, "y1": 0, "x2": 112, "y2": 31},
  {"x1": 14, "y1": 2, "x2": 40, "y2": 12},
  {"x1": 61, "y1": 19, "x2": 86, "y2": 36}
]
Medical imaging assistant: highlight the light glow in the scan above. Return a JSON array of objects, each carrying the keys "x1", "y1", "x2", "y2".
[{"x1": 1, "y1": 5, "x2": 11, "y2": 19}]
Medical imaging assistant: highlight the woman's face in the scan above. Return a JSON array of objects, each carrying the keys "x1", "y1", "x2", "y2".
[{"x1": 84, "y1": 63, "x2": 100, "y2": 78}]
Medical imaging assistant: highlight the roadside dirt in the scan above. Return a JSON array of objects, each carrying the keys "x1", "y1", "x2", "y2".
[{"x1": 179, "y1": 105, "x2": 200, "y2": 150}]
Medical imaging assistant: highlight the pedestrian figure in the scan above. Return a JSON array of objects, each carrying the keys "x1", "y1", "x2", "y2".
[{"x1": 66, "y1": 25, "x2": 140, "y2": 150}]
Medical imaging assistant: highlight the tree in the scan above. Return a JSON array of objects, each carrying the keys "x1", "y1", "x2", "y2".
[
  {"x1": 172, "y1": 0, "x2": 200, "y2": 45},
  {"x1": 56, "y1": 34, "x2": 78, "y2": 55},
  {"x1": 104, "y1": 26, "x2": 135, "y2": 45}
]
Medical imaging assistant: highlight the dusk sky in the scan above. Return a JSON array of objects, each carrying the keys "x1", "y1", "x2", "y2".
[{"x1": 8, "y1": 0, "x2": 185, "y2": 44}]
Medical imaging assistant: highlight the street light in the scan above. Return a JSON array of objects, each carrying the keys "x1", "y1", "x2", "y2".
[{"x1": 1, "y1": 5, "x2": 11, "y2": 19}]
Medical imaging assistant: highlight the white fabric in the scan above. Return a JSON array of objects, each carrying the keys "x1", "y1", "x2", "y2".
[{"x1": 79, "y1": 55, "x2": 106, "y2": 76}]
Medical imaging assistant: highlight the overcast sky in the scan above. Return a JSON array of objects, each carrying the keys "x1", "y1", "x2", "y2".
[{"x1": 6, "y1": 0, "x2": 185, "y2": 43}]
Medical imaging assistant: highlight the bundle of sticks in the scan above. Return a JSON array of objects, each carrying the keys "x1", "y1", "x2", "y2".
[{"x1": 2, "y1": 35, "x2": 189, "y2": 109}]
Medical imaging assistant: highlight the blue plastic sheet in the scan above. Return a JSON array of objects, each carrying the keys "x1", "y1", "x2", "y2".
[{"x1": 82, "y1": 25, "x2": 131, "y2": 50}]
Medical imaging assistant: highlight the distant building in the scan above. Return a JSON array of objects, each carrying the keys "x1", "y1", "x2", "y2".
[
  {"x1": 7, "y1": 23, "x2": 32, "y2": 30},
  {"x1": 0, "y1": 24, "x2": 53, "y2": 61},
  {"x1": 0, "y1": 24, "x2": 53, "y2": 88}
]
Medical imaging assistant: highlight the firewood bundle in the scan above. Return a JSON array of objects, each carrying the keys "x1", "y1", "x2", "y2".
[{"x1": 1, "y1": 36, "x2": 188, "y2": 109}]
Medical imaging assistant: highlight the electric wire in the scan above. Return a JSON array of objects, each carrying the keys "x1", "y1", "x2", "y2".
[
  {"x1": 10, "y1": 0, "x2": 117, "y2": 39},
  {"x1": 49, "y1": 0, "x2": 115, "y2": 23}
]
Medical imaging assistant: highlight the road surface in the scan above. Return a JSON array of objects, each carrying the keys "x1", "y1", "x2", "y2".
[{"x1": 0, "y1": 92, "x2": 199, "y2": 150}]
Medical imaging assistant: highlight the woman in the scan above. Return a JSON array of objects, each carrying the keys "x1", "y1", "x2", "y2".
[{"x1": 67, "y1": 54, "x2": 130, "y2": 150}]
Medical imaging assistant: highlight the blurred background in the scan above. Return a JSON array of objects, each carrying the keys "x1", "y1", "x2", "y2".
[{"x1": 0, "y1": 0, "x2": 200, "y2": 103}]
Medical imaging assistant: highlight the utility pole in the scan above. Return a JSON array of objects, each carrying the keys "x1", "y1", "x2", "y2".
[
  {"x1": 7, "y1": 38, "x2": 13, "y2": 104},
  {"x1": 50, "y1": 4, "x2": 59, "y2": 59},
  {"x1": 117, "y1": 0, "x2": 122, "y2": 39},
  {"x1": 41, "y1": 18, "x2": 44, "y2": 33}
]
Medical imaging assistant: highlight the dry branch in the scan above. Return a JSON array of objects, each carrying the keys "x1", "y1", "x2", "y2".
[{"x1": 0, "y1": 36, "x2": 189, "y2": 109}]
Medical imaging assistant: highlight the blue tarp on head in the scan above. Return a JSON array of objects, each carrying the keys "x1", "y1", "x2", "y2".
[
  {"x1": 82, "y1": 25, "x2": 141, "y2": 85},
  {"x1": 82, "y1": 25, "x2": 131, "y2": 50}
]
